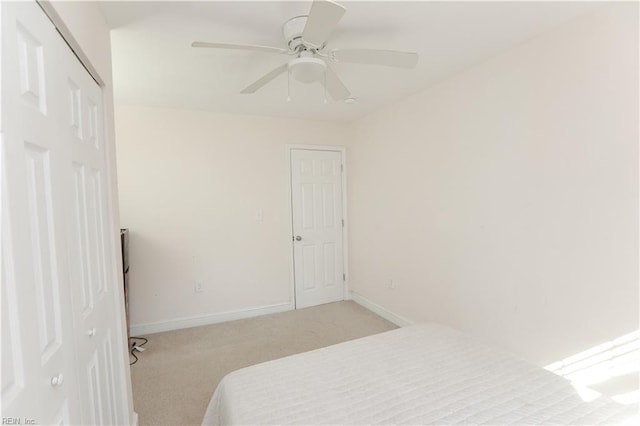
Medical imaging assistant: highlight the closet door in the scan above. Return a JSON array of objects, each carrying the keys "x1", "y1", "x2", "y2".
[
  {"x1": 2, "y1": 2, "x2": 129, "y2": 424},
  {"x1": 1, "y1": 2, "x2": 82, "y2": 423},
  {"x1": 61, "y1": 29, "x2": 125, "y2": 426}
]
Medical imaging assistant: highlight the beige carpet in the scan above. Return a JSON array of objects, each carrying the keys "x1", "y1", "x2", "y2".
[{"x1": 129, "y1": 301, "x2": 397, "y2": 425}]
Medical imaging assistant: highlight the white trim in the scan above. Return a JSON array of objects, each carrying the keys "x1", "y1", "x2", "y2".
[
  {"x1": 131, "y1": 412, "x2": 139, "y2": 426},
  {"x1": 350, "y1": 292, "x2": 414, "y2": 327},
  {"x1": 286, "y1": 145, "x2": 349, "y2": 309},
  {"x1": 129, "y1": 302, "x2": 293, "y2": 336},
  {"x1": 287, "y1": 144, "x2": 345, "y2": 151},
  {"x1": 341, "y1": 148, "x2": 350, "y2": 301},
  {"x1": 286, "y1": 146, "x2": 296, "y2": 308},
  {"x1": 36, "y1": 1, "x2": 105, "y2": 86}
]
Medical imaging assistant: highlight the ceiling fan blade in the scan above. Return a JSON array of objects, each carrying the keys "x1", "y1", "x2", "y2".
[
  {"x1": 192, "y1": 41, "x2": 286, "y2": 55},
  {"x1": 323, "y1": 66, "x2": 350, "y2": 101},
  {"x1": 240, "y1": 63, "x2": 288, "y2": 94},
  {"x1": 331, "y1": 49, "x2": 418, "y2": 68},
  {"x1": 302, "y1": 0, "x2": 346, "y2": 48}
]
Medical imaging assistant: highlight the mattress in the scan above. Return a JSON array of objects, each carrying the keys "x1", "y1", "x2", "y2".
[{"x1": 202, "y1": 323, "x2": 637, "y2": 425}]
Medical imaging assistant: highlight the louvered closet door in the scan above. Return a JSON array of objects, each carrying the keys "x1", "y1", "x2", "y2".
[
  {"x1": 2, "y1": 2, "x2": 128, "y2": 424},
  {"x1": 1, "y1": 2, "x2": 82, "y2": 423}
]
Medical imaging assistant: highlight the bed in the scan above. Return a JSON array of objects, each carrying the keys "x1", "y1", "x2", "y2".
[{"x1": 202, "y1": 323, "x2": 637, "y2": 425}]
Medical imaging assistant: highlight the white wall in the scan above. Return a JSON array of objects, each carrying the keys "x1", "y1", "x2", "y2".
[
  {"x1": 346, "y1": 3, "x2": 638, "y2": 366},
  {"x1": 114, "y1": 3, "x2": 637, "y2": 369},
  {"x1": 115, "y1": 106, "x2": 348, "y2": 329},
  {"x1": 43, "y1": 0, "x2": 135, "y2": 422}
]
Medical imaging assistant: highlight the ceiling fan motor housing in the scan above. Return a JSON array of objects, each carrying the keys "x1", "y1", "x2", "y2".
[{"x1": 283, "y1": 16, "x2": 325, "y2": 52}]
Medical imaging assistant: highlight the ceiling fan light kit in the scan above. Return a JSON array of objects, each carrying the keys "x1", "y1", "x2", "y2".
[
  {"x1": 289, "y1": 51, "x2": 327, "y2": 83},
  {"x1": 192, "y1": 0, "x2": 418, "y2": 102}
]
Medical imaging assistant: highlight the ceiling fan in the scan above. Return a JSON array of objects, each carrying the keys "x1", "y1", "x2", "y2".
[{"x1": 191, "y1": 0, "x2": 418, "y2": 101}]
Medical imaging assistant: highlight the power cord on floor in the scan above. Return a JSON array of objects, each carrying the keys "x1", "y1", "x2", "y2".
[{"x1": 129, "y1": 336, "x2": 148, "y2": 365}]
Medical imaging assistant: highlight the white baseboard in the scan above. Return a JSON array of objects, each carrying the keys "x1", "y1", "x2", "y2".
[
  {"x1": 350, "y1": 292, "x2": 414, "y2": 327},
  {"x1": 130, "y1": 411, "x2": 139, "y2": 426},
  {"x1": 129, "y1": 302, "x2": 293, "y2": 336}
]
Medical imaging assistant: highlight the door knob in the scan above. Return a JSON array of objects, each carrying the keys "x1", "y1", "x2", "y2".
[
  {"x1": 295, "y1": 235, "x2": 302, "y2": 241},
  {"x1": 51, "y1": 373, "x2": 64, "y2": 387},
  {"x1": 86, "y1": 327, "x2": 96, "y2": 337}
]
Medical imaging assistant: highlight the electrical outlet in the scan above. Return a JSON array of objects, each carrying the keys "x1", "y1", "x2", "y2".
[{"x1": 194, "y1": 280, "x2": 204, "y2": 293}]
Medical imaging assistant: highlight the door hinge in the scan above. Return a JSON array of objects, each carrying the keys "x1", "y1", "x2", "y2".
[
  {"x1": 341, "y1": 164, "x2": 344, "y2": 172},
  {"x1": 343, "y1": 273, "x2": 346, "y2": 281},
  {"x1": 342, "y1": 219, "x2": 344, "y2": 227}
]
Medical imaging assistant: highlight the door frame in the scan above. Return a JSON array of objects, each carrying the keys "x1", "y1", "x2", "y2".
[{"x1": 286, "y1": 144, "x2": 349, "y2": 309}]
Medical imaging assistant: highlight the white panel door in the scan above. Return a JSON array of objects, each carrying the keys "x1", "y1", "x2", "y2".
[
  {"x1": 61, "y1": 34, "x2": 124, "y2": 425},
  {"x1": 61, "y1": 39, "x2": 127, "y2": 424},
  {"x1": 1, "y1": 2, "x2": 81, "y2": 422},
  {"x1": 291, "y1": 149, "x2": 344, "y2": 309},
  {"x1": 2, "y1": 2, "x2": 129, "y2": 424}
]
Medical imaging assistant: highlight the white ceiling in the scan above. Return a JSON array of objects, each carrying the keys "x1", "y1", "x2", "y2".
[{"x1": 99, "y1": 0, "x2": 600, "y2": 122}]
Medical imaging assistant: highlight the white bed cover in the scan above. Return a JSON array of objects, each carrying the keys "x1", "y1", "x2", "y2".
[{"x1": 202, "y1": 323, "x2": 637, "y2": 425}]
